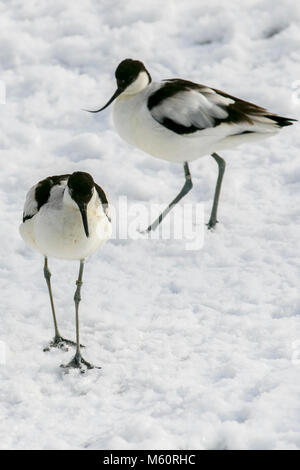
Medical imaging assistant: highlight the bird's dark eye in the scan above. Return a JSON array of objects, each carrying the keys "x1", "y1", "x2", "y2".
[{"x1": 118, "y1": 75, "x2": 136, "y2": 88}]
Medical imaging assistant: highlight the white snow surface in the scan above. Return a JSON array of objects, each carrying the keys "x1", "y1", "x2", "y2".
[{"x1": 1, "y1": 0, "x2": 300, "y2": 450}]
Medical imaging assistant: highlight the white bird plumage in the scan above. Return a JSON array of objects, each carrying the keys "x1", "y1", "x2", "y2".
[
  {"x1": 112, "y1": 79, "x2": 283, "y2": 163},
  {"x1": 20, "y1": 173, "x2": 111, "y2": 260},
  {"x1": 88, "y1": 58, "x2": 296, "y2": 231},
  {"x1": 19, "y1": 171, "x2": 112, "y2": 371}
]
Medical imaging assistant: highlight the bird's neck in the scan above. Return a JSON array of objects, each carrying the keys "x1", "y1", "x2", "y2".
[{"x1": 122, "y1": 71, "x2": 150, "y2": 96}]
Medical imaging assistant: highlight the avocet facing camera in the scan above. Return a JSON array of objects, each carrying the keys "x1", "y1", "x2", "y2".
[{"x1": 20, "y1": 171, "x2": 112, "y2": 372}]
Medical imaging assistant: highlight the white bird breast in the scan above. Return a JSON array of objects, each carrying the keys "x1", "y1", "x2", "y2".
[
  {"x1": 112, "y1": 86, "x2": 231, "y2": 163},
  {"x1": 20, "y1": 194, "x2": 112, "y2": 261}
]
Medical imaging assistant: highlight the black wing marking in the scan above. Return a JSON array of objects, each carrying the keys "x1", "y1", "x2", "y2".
[
  {"x1": 23, "y1": 214, "x2": 35, "y2": 222},
  {"x1": 148, "y1": 79, "x2": 233, "y2": 134},
  {"x1": 148, "y1": 79, "x2": 296, "y2": 135},
  {"x1": 148, "y1": 79, "x2": 202, "y2": 109},
  {"x1": 212, "y1": 88, "x2": 297, "y2": 127},
  {"x1": 95, "y1": 183, "x2": 111, "y2": 222},
  {"x1": 148, "y1": 79, "x2": 203, "y2": 134},
  {"x1": 22, "y1": 174, "x2": 70, "y2": 222}
]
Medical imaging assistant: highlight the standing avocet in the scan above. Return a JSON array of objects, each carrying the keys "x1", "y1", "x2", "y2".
[
  {"x1": 87, "y1": 58, "x2": 296, "y2": 231},
  {"x1": 20, "y1": 171, "x2": 112, "y2": 371}
]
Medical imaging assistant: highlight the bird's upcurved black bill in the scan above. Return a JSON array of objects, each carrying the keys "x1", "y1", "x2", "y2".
[
  {"x1": 85, "y1": 88, "x2": 123, "y2": 113},
  {"x1": 78, "y1": 203, "x2": 89, "y2": 238}
]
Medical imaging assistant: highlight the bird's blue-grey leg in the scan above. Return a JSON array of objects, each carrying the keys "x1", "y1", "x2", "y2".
[
  {"x1": 43, "y1": 257, "x2": 78, "y2": 352},
  {"x1": 144, "y1": 162, "x2": 193, "y2": 232},
  {"x1": 207, "y1": 153, "x2": 226, "y2": 230},
  {"x1": 61, "y1": 259, "x2": 100, "y2": 372}
]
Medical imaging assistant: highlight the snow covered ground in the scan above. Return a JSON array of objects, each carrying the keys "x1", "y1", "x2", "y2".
[{"x1": 1, "y1": 0, "x2": 300, "y2": 450}]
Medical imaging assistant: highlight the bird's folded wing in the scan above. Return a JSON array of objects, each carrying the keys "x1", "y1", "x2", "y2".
[
  {"x1": 22, "y1": 175, "x2": 69, "y2": 222},
  {"x1": 148, "y1": 80, "x2": 294, "y2": 135}
]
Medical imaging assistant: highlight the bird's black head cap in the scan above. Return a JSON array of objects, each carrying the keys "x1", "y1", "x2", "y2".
[
  {"x1": 67, "y1": 171, "x2": 94, "y2": 204},
  {"x1": 115, "y1": 58, "x2": 151, "y2": 89},
  {"x1": 85, "y1": 59, "x2": 151, "y2": 114},
  {"x1": 67, "y1": 172, "x2": 95, "y2": 238}
]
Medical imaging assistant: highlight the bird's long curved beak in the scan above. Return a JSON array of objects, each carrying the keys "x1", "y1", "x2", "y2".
[
  {"x1": 85, "y1": 88, "x2": 124, "y2": 113},
  {"x1": 78, "y1": 202, "x2": 89, "y2": 237}
]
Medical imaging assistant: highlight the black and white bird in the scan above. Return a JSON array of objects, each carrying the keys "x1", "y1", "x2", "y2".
[
  {"x1": 87, "y1": 58, "x2": 296, "y2": 231},
  {"x1": 20, "y1": 171, "x2": 112, "y2": 371}
]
